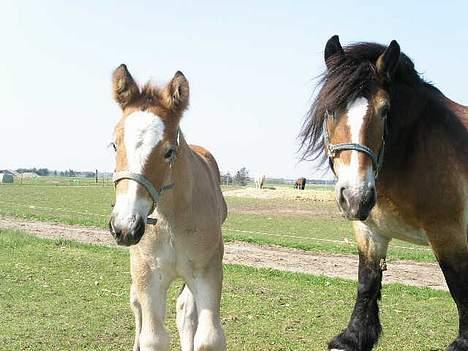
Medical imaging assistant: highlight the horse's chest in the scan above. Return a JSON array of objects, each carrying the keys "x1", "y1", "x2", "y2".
[{"x1": 367, "y1": 206, "x2": 429, "y2": 245}]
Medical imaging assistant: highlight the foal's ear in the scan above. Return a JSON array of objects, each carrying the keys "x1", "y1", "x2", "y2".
[
  {"x1": 376, "y1": 40, "x2": 401, "y2": 82},
  {"x1": 112, "y1": 64, "x2": 140, "y2": 110},
  {"x1": 163, "y1": 71, "x2": 190, "y2": 112},
  {"x1": 324, "y1": 35, "x2": 345, "y2": 68}
]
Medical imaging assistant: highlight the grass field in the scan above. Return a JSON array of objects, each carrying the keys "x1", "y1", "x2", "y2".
[
  {"x1": 0, "y1": 183, "x2": 435, "y2": 262},
  {"x1": 0, "y1": 229, "x2": 457, "y2": 350}
]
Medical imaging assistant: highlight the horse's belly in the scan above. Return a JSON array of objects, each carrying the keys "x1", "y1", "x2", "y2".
[{"x1": 367, "y1": 210, "x2": 429, "y2": 246}]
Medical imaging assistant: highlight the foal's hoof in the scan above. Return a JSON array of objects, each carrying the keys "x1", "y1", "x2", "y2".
[{"x1": 447, "y1": 337, "x2": 468, "y2": 351}]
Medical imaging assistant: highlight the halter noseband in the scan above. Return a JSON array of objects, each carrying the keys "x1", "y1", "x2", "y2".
[
  {"x1": 322, "y1": 111, "x2": 386, "y2": 178},
  {"x1": 112, "y1": 131, "x2": 179, "y2": 225}
]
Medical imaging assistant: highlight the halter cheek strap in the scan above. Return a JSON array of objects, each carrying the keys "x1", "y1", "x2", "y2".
[
  {"x1": 112, "y1": 130, "x2": 179, "y2": 225},
  {"x1": 112, "y1": 172, "x2": 175, "y2": 225}
]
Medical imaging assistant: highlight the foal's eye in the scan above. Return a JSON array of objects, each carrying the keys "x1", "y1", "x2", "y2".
[
  {"x1": 108, "y1": 142, "x2": 117, "y2": 152},
  {"x1": 164, "y1": 148, "x2": 175, "y2": 160}
]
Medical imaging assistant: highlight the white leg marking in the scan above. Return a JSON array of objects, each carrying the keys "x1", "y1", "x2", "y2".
[
  {"x1": 191, "y1": 270, "x2": 226, "y2": 351},
  {"x1": 177, "y1": 285, "x2": 198, "y2": 351},
  {"x1": 130, "y1": 284, "x2": 142, "y2": 351},
  {"x1": 136, "y1": 272, "x2": 171, "y2": 351}
]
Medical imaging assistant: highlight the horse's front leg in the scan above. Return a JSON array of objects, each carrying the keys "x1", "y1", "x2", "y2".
[
  {"x1": 131, "y1": 264, "x2": 172, "y2": 351},
  {"x1": 189, "y1": 256, "x2": 226, "y2": 351},
  {"x1": 130, "y1": 283, "x2": 142, "y2": 351},
  {"x1": 329, "y1": 222, "x2": 390, "y2": 351},
  {"x1": 428, "y1": 226, "x2": 468, "y2": 351}
]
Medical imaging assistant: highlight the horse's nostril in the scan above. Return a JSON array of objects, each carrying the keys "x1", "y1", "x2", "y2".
[{"x1": 369, "y1": 187, "x2": 376, "y2": 204}]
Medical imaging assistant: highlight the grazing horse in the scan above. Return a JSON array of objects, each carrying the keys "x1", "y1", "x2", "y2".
[
  {"x1": 300, "y1": 36, "x2": 468, "y2": 351},
  {"x1": 255, "y1": 174, "x2": 266, "y2": 189},
  {"x1": 108, "y1": 65, "x2": 227, "y2": 351},
  {"x1": 294, "y1": 177, "x2": 307, "y2": 190}
]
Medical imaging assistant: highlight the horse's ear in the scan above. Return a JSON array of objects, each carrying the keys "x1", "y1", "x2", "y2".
[
  {"x1": 376, "y1": 40, "x2": 400, "y2": 82},
  {"x1": 162, "y1": 71, "x2": 190, "y2": 112},
  {"x1": 112, "y1": 64, "x2": 140, "y2": 110},
  {"x1": 324, "y1": 35, "x2": 345, "y2": 68}
]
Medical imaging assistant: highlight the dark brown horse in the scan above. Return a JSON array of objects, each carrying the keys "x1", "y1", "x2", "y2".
[
  {"x1": 300, "y1": 35, "x2": 468, "y2": 351},
  {"x1": 294, "y1": 177, "x2": 307, "y2": 190}
]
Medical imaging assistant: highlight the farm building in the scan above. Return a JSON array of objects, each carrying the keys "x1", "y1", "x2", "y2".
[{"x1": 0, "y1": 172, "x2": 14, "y2": 183}]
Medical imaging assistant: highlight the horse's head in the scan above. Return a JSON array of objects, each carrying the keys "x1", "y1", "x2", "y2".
[
  {"x1": 109, "y1": 65, "x2": 189, "y2": 246},
  {"x1": 302, "y1": 36, "x2": 401, "y2": 221}
]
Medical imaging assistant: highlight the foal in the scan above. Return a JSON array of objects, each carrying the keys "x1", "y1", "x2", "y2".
[
  {"x1": 301, "y1": 36, "x2": 468, "y2": 351},
  {"x1": 109, "y1": 65, "x2": 227, "y2": 351}
]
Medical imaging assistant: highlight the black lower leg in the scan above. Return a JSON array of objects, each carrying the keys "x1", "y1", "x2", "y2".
[
  {"x1": 440, "y1": 255, "x2": 468, "y2": 351},
  {"x1": 328, "y1": 253, "x2": 384, "y2": 351}
]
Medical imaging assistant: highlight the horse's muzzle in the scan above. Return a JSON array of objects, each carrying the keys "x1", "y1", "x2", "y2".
[
  {"x1": 337, "y1": 185, "x2": 376, "y2": 221},
  {"x1": 108, "y1": 214, "x2": 145, "y2": 246}
]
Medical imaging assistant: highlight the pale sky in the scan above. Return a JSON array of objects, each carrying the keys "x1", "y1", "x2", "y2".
[{"x1": 1, "y1": 1, "x2": 467, "y2": 179}]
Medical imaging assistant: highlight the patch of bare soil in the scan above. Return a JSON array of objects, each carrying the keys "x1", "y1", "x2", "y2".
[
  {"x1": 0, "y1": 217, "x2": 447, "y2": 291},
  {"x1": 224, "y1": 187, "x2": 336, "y2": 201}
]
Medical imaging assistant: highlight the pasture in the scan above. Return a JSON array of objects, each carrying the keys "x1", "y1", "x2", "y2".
[
  {"x1": 0, "y1": 229, "x2": 457, "y2": 350},
  {"x1": 0, "y1": 183, "x2": 435, "y2": 262}
]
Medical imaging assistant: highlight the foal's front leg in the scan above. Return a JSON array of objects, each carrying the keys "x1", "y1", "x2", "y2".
[
  {"x1": 130, "y1": 284, "x2": 142, "y2": 351},
  {"x1": 131, "y1": 265, "x2": 172, "y2": 351},
  {"x1": 329, "y1": 222, "x2": 390, "y2": 351},
  {"x1": 190, "y1": 260, "x2": 226, "y2": 351}
]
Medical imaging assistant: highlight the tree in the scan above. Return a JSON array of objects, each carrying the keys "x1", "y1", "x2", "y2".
[
  {"x1": 234, "y1": 167, "x2": 249, "y2": 186},
  {"x1": 221, "y1": 172, "x2": 233, "y2": 185}
]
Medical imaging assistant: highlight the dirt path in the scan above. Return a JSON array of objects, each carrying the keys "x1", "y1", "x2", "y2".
[{"x1": 0, "y1": 217, "x2": 447, "y2": 291}]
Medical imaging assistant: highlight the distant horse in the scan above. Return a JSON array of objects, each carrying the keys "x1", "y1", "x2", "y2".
[
  {"x1": 294, "y1": 177, "x2": 307, "y2": 190},
  {"x1": 109, "y1": 65, "x2": 227, "y2": 351},
  {"x1": 300, "y1": 36, "x2": 468, "y2": 351},
  {"x1": 255, "y1": 174, "x2": 266, "y2": 189}
]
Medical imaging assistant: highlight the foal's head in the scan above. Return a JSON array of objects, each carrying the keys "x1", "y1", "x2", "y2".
[
  {"x1": 109, "y1": 65, "x2": 189, "y2": 246},
  {"x1": 301, "y1": 36, "x2": 402, "y2": 220}
]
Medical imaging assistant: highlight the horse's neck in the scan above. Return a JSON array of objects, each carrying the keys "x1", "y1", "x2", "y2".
[{"x1": 383, "y1": 85, "x2": 467, "y2": 177}]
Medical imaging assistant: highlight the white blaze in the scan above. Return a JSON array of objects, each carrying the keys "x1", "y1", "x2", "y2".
[
  {"x1": 336, "y1": 97, "x2": 374, "y2": 188},
  {"x1": 124, "y1": 111, "x2": 166, "y2": 173},
  {"x1": 113, "y1": 111, "x2": 165, "y2": 227}
]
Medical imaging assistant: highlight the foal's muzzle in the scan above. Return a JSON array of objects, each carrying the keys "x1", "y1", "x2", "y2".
[
  {"x1": 109, "y1": 214, "x2": 145, "y2": 246},
  {"x1": 336, "y1": 184, "x2": 376, "y2": 221}
]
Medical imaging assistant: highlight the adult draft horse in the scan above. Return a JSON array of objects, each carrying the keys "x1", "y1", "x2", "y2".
[
  {"x1": 300, "y1": 36, "x2": 468, "y2": 351},
  {"x1": 108, "y1": 65, "x2": 227, "y2": 351},
  {"x1": 294, "y1": 177, "x2": 307, "y2": 190}
]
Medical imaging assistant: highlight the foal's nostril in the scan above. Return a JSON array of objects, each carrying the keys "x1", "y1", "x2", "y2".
[
  {"x1": 339, "y1": 186, "x2": 349, "y2": 210},
  {"x1": 109, "y1": 219, "x2": 121, "y2": 238}
]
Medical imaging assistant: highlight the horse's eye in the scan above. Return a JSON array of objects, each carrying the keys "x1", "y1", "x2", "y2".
[
  {"x1": 381, "y1": 105, "x2": 390, "y2": 119},
  {"x1": 164, "y1": 148, "x2": 175, "y2": 160}
]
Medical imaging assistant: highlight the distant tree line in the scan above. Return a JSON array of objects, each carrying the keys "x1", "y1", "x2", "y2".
[
  {"x1": 221, "y1": 167, "x2": 249, "y2": 186},
  {"x1": 15, "y1": 168, "x2": 96, "y2": 178}
]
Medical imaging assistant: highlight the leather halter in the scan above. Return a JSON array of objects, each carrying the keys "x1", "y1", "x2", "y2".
[
  {"x1": 112, "y1": 131, "x2": 179, "y2": 225},
  {"x1": 322, "y1": 110, "x2": 386, "y2": 178}
]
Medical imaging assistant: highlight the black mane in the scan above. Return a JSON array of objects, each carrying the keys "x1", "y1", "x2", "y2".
[{"x1": 299, "y1": 42, "x2": 422, "y2": 162}]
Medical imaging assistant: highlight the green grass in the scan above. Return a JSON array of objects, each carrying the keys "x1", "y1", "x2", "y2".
[
  {"x1": 0, "y1": 183, "x2": 435, "y2": 262},
  {"x1": 0, "y1": 229, "x2": 457, "y2": 350}
]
